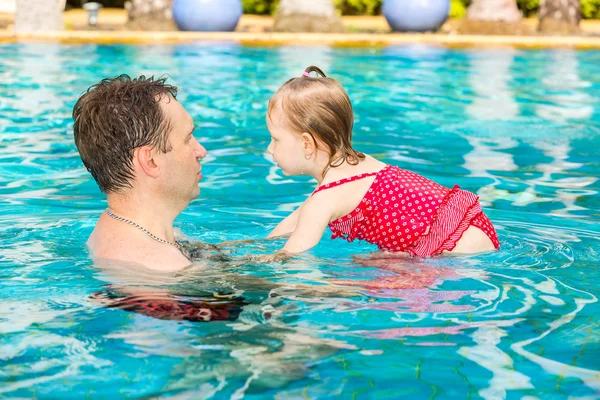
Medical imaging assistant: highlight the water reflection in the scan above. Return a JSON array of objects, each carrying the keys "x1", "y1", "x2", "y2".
[
  {"x1": 466, "y1": 49, "x2": 519, "y2": 121},
  {"x1": 275, "y1": 46, "x2": 333, "y2": 84},
  {"x1": 463, "y1": 49, "x2": 519, "y2": 206},
  {"x1": 1, "y1": 44, "x2": 599, "y2": 398},
  {"x1": 529, "y1": 51, "x2": 597, "y2": 216},
  {"x1": 535, "y1": 51, "x2": 593, "y2": 122},
  {"x1": 461, "y1": 49, "x2": 597, "y2": 217}
]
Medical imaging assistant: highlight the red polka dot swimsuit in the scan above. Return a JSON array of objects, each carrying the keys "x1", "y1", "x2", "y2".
[{"x1": 312, "y1": 165, "x2": 500, "y2": 257}]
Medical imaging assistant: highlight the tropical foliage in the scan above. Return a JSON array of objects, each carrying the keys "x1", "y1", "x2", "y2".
[
  {"x1": 450, "y1": 0, "x2": 469, "y2": 17},
  {"x1": 581, "y1": 0, "x2": 600, "y2": 17},
  {"x1": 334, "y1": 0, "x2": 382, "y2": 15},
  {"x1": 242, "y1": 0, "x2": 279, "y2": 14},
  {"x1": 242, "y1": 0, "x2": 384, "y2": 15},
  {"x1": 242, "y1": 0, "x2": 600, "y2": 18},
  {"x1": 517, "y1": 0, "x2": 598, "y2": 17}
]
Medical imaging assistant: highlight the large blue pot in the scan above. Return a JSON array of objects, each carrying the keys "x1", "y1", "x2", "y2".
[
  {"x1": 172, "y1": 0, "x2": 243, "y2": 32},
  {"x1": 382, "y1": 0, "x2": 449, "y2": 32}
]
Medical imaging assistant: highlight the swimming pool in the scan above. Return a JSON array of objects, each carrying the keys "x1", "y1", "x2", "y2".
[{"x1": 1, "y1": 43, "x2": 599, "y2": 398}]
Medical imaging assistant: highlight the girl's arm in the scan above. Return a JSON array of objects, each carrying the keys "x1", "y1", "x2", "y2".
[
  {"x1": 281, "y1": 197, "x2": 333, "y2": 254},
  {"x1": 268, "y1": 204, "x2": 304, "y2": 238}
]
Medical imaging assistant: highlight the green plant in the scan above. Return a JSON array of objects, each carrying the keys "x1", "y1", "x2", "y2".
[
  {"x1": 582, "y1": 0, "x2": 600, "y2": 18},
  {"x1": 449, "y1": 0, "x2": 467, "y2": 18},
  {"x1": 241, "y1": 0, "x2": 600, "y2": 18},
  {"x1": 242, "y1": 0, "x2": 278, "y2": 15},
  {"x1": 516, "y1": 0, "x2": 540, "y2": 17},
  {"x1": 334, "y1": 0, "x2": 382, "y2": 15},
  {"x1": 514, "y1": 0, "x2": 600, "y2": 19}
]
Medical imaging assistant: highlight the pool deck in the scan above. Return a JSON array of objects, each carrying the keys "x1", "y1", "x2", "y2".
[{"x1": 1, "y1": 10, "x2": 600, "y2": 48}]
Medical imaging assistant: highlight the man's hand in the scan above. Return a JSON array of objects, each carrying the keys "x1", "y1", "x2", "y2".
[{"x1": 245, "y1": 251, "x2": 292, "y2": 264}]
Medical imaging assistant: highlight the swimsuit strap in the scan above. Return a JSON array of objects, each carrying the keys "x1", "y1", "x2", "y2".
[{"x1": 312, "y1": 170, "x2": 380, "y2": 196}]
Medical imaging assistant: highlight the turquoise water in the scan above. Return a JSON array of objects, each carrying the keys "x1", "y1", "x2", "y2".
[{"x1": 1, "y1": 43, "x2": 599, "y2": 398}]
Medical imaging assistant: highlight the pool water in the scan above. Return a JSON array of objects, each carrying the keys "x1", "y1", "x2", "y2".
[{"x1": 1, "y1": 43, "x2": 599, "y2": 399}]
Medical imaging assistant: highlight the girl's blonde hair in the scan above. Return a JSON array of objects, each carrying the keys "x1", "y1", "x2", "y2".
[{"x1": 268, "y1": 66, "x2": 365, "y2": 177}]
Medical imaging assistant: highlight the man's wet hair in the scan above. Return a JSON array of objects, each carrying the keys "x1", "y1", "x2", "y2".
[{"x1": 73, "y1": 75, "x2": 178, "y2": 193}]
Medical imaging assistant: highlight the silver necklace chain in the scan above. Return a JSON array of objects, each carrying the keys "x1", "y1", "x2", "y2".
[{"x1": 105, "y1": 209, "x2": 182, "y2": 250}]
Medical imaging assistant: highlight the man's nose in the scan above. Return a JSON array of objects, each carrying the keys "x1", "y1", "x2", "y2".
[
  {"x1": 195, "y1": 141, "x2": 207, "y2": 159},
  {"x1": 267, "y1": 141, "x2": 273, "y2": 155}
]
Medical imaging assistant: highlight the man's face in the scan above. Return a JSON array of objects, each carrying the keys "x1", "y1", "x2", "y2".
[{"x1": 155, "y1": 96, "x2": 207, "y2": 204}]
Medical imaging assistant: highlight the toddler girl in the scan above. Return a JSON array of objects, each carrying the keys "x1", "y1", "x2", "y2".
[{"x1": 266, "y1": 66, "x2": 499, "y2": 257}]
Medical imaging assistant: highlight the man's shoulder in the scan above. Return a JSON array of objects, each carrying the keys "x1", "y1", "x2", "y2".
[{"x1": 88, "y1": 223, "x2": 189, "y2": 272}]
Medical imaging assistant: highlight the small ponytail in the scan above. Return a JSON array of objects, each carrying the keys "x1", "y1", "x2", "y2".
[{"x1": 302, "y1": 66, "x2": 327, "y2": 78}]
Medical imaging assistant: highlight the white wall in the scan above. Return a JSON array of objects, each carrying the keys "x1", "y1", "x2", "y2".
[{"x1": 0, "y1": 0, "x2": 16, "y2": 13}]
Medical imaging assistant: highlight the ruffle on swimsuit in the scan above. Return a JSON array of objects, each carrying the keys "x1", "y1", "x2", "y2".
[{"x1": 312, "y1": 165, "x2": 499, "y2": 257}]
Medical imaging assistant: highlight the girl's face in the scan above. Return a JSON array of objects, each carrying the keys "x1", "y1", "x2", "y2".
[{"x1": 266, "y1": 107, "x2": 310, "y2": 176}]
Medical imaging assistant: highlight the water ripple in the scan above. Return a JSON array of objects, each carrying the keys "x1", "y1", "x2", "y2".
[{"x1": 1, "y1": 44, "x2": 599, "y2": 399}]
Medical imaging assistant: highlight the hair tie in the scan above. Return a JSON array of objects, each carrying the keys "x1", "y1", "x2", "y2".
[{"x1": 302, "y1": 72, "x2": 310, "y2": 77}]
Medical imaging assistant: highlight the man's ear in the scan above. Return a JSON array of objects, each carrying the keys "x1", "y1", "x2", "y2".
[
  {"x1": 134, "y1": 145, "x2": 160, "y2": 179},
  {"x1": 301, "y1": 132, "x2": 317, "y2": 157}
]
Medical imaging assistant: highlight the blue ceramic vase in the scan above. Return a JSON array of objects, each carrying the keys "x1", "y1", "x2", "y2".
[
  {"x1": 172, "y1": 0, "x2": 243, "y2": 32},
  {"x1": 382, "y1": 0, "x2": 450, "y2": 32}
]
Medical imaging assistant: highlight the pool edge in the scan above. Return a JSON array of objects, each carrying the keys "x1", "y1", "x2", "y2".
[{"x1": 1, "y1": 31, "x2": 600, "y2": 49}]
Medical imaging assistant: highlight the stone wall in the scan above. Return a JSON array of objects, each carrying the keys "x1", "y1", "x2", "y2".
[
  {"x1": 14, "y1": 0, "x2": 64, "y2": 32},
  {"x1": 124, "y1": 0, "x2": 176, "y2": 31},
  {"x1": 539, "y1": 0, "x2": 581, "y2": 33},
  {"x1": 273, "y1": 0, "x2": 344, "y2": 32},
  {"x1": 467, "y1": 0, "x2": 522, "y2": 22}
]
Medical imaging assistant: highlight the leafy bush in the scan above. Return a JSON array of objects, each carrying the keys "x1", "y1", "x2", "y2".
[
  {"x1": 334, "y1": 0, "x2": 382, "y2": 15},
  {"x1": 516, "y1": 0, "x2": 540, "y2": 17},
  {"x1": 241, "y1": 0, "x2": 600, "y2": 19},
  {"x1": 514, "y1": 0, "x2": 600, "y2": 19},
  {"x1": 243, "y1": 0, "x2": 384, "y2": 16},
  {"x1": 67, "y1": 0, "x2": 127, "y2": 7},
  {"x1": 450, "y1": 0, "x2": 467, "y2": 18},
  {"x1": 582, "y1": 0, "x2": 600, "y2": 18},
  {"x1": 242, "y1": 0, "x2": 278, "y2": 15}
]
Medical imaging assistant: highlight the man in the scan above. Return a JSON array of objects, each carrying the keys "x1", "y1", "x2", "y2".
[{"x1": 73, "y1": 75, "x2": 207, "y2": 271}]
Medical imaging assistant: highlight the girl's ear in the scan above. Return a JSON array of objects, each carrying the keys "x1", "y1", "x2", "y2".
[
  {"x1": 134, "y1": 145, "x2": 160, "y2": 179},
  {"x1": 301, "y1": 132, "x2": 317, "y2": 158}
]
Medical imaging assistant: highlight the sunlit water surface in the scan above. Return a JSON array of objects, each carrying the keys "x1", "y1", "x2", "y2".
[{"x1": 1, "y1": 43, "x2": 599, "y2": 399}]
